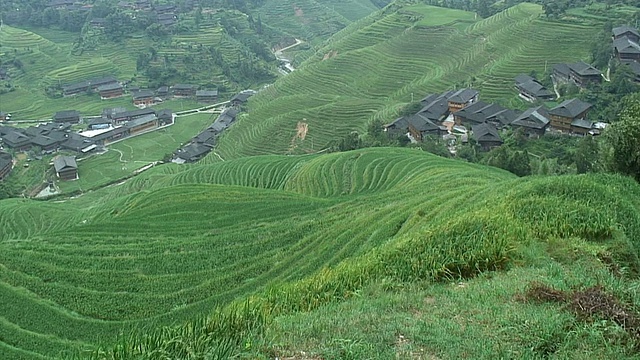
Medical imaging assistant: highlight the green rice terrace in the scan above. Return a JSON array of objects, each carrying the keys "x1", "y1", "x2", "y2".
[
  {"x1": 1, "y1": 147, "x2": 640, "y2": 358},
  {"x1": 212, "y1": 2, "x2": 600, "y2": 159}
]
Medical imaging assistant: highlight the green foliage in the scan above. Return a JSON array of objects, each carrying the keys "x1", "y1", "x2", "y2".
[{"x1": 603, "y1": 93, "x2": 640, "y2": 182}]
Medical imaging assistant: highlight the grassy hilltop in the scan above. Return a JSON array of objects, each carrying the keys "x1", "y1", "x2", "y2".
[
  {"x1": 0, "y1": 148, "x2": 640, "y2": 358},
  {"x1": 213, "y1": 2, "x2": 599, "y2": 159}
]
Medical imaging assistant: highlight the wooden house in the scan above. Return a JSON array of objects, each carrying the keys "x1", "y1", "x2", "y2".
[
  {"x1": 569, "y1": 61, "x2": 602, "y2": 88},
  {"x1": 447, "y1": 88, "x2": 479, "y2": 112},
  {"x1": 157, "y1": 109, "x2": 174, "y2": 125},
  {"x1": 53, "y1": 110, "x2": 81, "y2": 124},
  {"x1": 1, "y1": 130, "x2": 31, "y2": 151},
  {"x1": 407, "y1": 114, "x2": 444, "y2": 142},
  {"x1": 613, "y1": 26, "x2": 640, "y2": 42},
  {"x1": 62, "y1": 81, "x2": 90, "y2": 97},
  {"x1": 53, "y1": 156, "x2": 78, "y2": 181},
  {"x1": 171, "y1": 84, "x2": 198, "y2": 97},
  {"x1": 510, "y1": 106, "x2": 550, "y2": 137},
  {"x1": 614, "y1": 37, "x2": 640, "y2": 62},
  {"x1": 472, "y1": 123, "x2": 503, "y2": 151},
  {"x1": 0, "y1": 152, "x2": 13, "y2": 180},
  {"x1": 570, "y1": 118, "x2": 595, "y2": 136},
  {"x1": 196, "y1": 90, "x2": 218, "y2": 103},
  {"x1": 98, "y1": 83, "x2": 124, "y2": 99},
  {"x1": 514, "y1": 74, "x2": 554, "y2": 102},
  {"x1": 549, "y1": 98, "x2": 592, "y2": 132},
  {"x1": 230, "y1": 90, "x2": 255, "y2": 106},
  {"x1": 125, "y1": 114, "x2": 158, "y2": 135},
  {"x1": 132, "y1": 90, "x2": 156, "y2": 107}
]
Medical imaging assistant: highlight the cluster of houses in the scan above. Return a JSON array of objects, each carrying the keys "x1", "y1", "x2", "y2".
[
  {"x1": 60, "y1": 76, "x2": 219, "y2": 107},
  {"x1": 171, "y1": 90, "x2": 255, "y2": 163},
  {"x1": 385, "y1": 87, "x2": 600, "y2": 151},
  {"x1": 0, "y1": 107, "x2": 173, "y2": 155}
]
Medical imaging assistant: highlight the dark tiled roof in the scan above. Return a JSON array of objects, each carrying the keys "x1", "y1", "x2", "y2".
[
  {"x1": 62, "y1": 81, "x2": 90, "y2": 92},
  {"x1": 472, "y1": 123, "x2": 502, "y2": 143},
  {"x1": 407, "y1": 114, "x2": 439, "y2": 132},
  {"x1": 132, "y1": 90, "x2": 155, "y2": 99},
  {"x1": 175, "y1": 143, "x2": 211, "y2": 161},
  {"x1": 31, "y1": 135, "x2": 58, "y2": 147},
  {"x1": 613, "y1": 26, "x2": 640, "y2": 38},
  {"x1": 0, "y1": 152, "x2": 12, "y2": 171},
  {"x1": 53, "y1": 156, "x2": 77, "y2": 172},
  {"x1": 447, "y1": 88, "x2": 479, "y2": 103},
  {"x1": 231, "y1": 91, "x2": 253, "y2": 103},
  {"x1": 418, "y1": 94, "x2": 449, "y2": 121},
  {"x1": 571, "y1": 118, "x2": 594, "y2": 129},
  {"x1": 157, "y1": 109, "x2": 173, "y2": 119},
  {"x1": 172, "y1": 84, "x2": 198, "y2": 90},
  {"x1": 614, "y1": 37, "x2": 640, "y2": 54},
  {"x1": 570, "y1": 61, "x2": 602, "y2": 76},
  {"x1": 511, "y1": 106, "x2": 550, "y2": 130},
  {"x1": 125, "y1": 114, "x2": 157, "y2": 128},
  {"x1": 54, "y1": 110, "x2": 80, "y2": 119},
  {"x1": 553, "y1": 63, "x2": 571, "y2": 77},
  {"x1": 97, "y1": 83, "x2": 123, "y2": 92},
  {"x1": 88, "y1": 117, "x2": 112, "y2": 126},
  {"x1": 549, "y1": 98, "x2": 592, "y2": 118},
  {"x1": 626, "y1": 61, "x2": 640, "y2": 75},
  {"x1": 516, "y1": 77, "x2": 553, "y2": 98}
]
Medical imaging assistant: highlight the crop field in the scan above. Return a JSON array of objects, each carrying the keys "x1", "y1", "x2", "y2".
[
  {"x1": 214, "y1": 3, "x2": 599, "y2": 159},
  {"x1": 1, "y1": 147, "x2": 640, "y2": 358},
  {"x1": 56, "y1": 113, "x2": 215, "y2": 193}
]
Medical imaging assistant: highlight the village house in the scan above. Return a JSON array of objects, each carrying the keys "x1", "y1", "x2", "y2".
[
  {"x1": 98, "y1": 83, "x2": 124, "y2": 99},
  {"x1": 125, "y1": 114, "x2": 158, "y2": 136},
  {"x1": 407, "y1": 114, "x2": 446, "y2": 141},
  {"x1": 549, "y1": 98, "x2": 592, "y2": 133},
  {"x1": 472, "y1": 123, "x2": 503, "y2": 151},
  {"x1": 196, "y1": 90, "x2": 219, "y2": 103},
  {"x1": 614, "y1": 36, "x2": 640, "y2": 62},
  {"x1": 510, "y1": 106, "x2": 550, "y2": 137},
  {"x1": 1, "y1": 130, "x2": 31, "y2": 151},
  {"x1": 53, "y1": 110, "x2": 81, "y2": 123},
  {"x1": 171, "y1": 84, "x2": 198, "y2": 97},
  {"x1": 383, "y1": 117, "x2": 409, "y2": 137},
  {"x1": 173, "y1": 143, "x2": 212, "y2": 163},
  {"x1": 453, "y1": 101, "x2": 516, "y2": 128},
  {"x1": 417, "y1": 93, "x2": 451, "y2": 123},
  {"x1": 0, "y1": 151, "x2": 13, "y2": 180},
  {"x1": 447, "y1": 88, "x2": 479, "y2": 112},
  {"x1": 230, "y1": 90, "x2": 256, "y2": 106},
  {"x1": 134, "y1": 0, "x2": 152, "y2": 11},
  {"x1": 157, "y1": 109, "x2": 174, "y2": 125},
  {"x1": 60, "y1": 133, "x2": 93, "y2": 153},
  {"x1": 53, "y1": 156, "x2": 78, "y2": 181},
  {"x1": 553, "y1": 62, "x2": 602, "y2": 88},
  {"x1": 112, "y1": 108, "x2": 156, "y2": 124},
  {"x1": 625, "y1": 61, "x2": 640, "y2": 82},
  {"x1": 132, "y1": 90, "x2": 156, "y2": 107},
  {"x1": 613, "y1": 25, "x2": 640, "y2": 42},
  {"x1": 192, "y1": 129, "x2": 217, "y2": 147},
  {"x1": 102, "y1": 107, "x2": 128, "y2": 121},
  {"x1": 62, "y1": 81, "x2": 90, "y2": 97},
  {"x1": 31, "y1": 135, "x2": 60, "y2": 153},
  {"x1": 514, "y1": 74, "x2": 554, "y2": 102},
  {"x1": 156, "y1": 86, "x2": 169, "y2": 98}
]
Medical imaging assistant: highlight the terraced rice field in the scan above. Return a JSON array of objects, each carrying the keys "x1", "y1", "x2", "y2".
[
  {"x1": 0, "y1": 148, "x2": 514, "y2": 358},
  {"x1": 3, "y1": 146, "x2": 640, "y2": 358},
  {"x1": 215, "y1": 3, "x2": 599, "y2": 159}
]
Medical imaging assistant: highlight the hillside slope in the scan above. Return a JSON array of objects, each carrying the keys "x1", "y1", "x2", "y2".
[
  {"x1": 213, "y1": 3, "x2": 599, "y2": 159},
  {"x1": 1, "y1": 148, "x2": 640, "y2": 358}
]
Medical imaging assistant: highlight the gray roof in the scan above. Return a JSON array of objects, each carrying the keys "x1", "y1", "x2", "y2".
[
  {"x1": 231, "y1": 91, "x2": 253, "y2": 103},
  {"x1": 549, "y1": 98, "x2": 592, "y2": 118},
  {"x1": 196, "y1": 90, "x2": 218, "y2": 97},
  {"x1": 175, "y1": 143, "x2": 211, "y2": 161},
  {"x1": 515, "y1": 74, "x2": 534, "y2": 84},
  {"x1": 553, "y1": 63, "x2": 571, "y2": 77},
  {"x1": 97, "y1": 83, "x2": 123, "y2": 92},
  {"x1": 62, "y1": 81, "x2": 90, "y2": 92},
  {"x1": 626, "y1": 61, "x2": 640, "y2": 75},
  {"x1": 88, "y1": 117, "x2": 112, "y2": 126},
  {"x1": 132, "y1": 90, "x2": 155, "y2": 99},
  {"x1": 385, "y1": 117, "x2": 409, "y2": 131},
  {"x1": 570, "y1": 61, "x2": 602, "y2": 76},
  {"x1": 448, "y1": 88, "x2": 479, "y2": 103},
  {"x1": 418, "y1": 93, "x2": 450, "y2": 121},
  {"x1": 31, "y1": 135, "x2": 58, "y2": 147},
  {"x1": 511, "y1": 106, "x2": 550, "y2": 130},
  {"x1": 125, "y1": 114, "x2": 157, "y2": 128},
  {"x1": 571, "y1": 118, "x2": 594, "y2": 129},
  {"x1": 407, "y1": 114, "x2": 439, "y2": 132},
  {"x1": 472, "y1": 123, "x2": 502, "y2": 144},
  {"x1": 53, "y1": 156, "x2": 77, "y2": 172},
  {"x1": 613, "y1": 26, "x2": 640, "y2": 38},
  {"x1": 2, "y1": 131, "x2": 30, "y2": 145},
  {"x1": 516, "y1": 78, "x2": 553, "y2": 98},
  {"x1": 614, "y1": 37, "x2": 640, "y2": 54},
  {"x1": 172, "y1": 84, "x2": 198, "y2": 90},
  {"x1": 54, "y1": 110, "x2": 80, "y2": 119}
]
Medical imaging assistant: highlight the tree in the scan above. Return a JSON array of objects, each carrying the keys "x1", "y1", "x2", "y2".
[
  {"x1": 603, "y1": 93, "x2": 640, "y2": 181},
  {"x1": 399, "y1": 101, "x2": 423, "y2": 117},
  {"x1": 574, "y1": 136, "x2": 599, "y2": 174}
]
